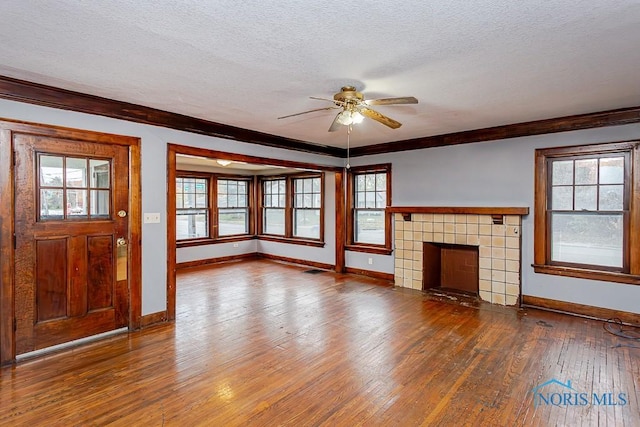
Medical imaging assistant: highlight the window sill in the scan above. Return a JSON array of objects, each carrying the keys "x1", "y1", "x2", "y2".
[
  {"x1": 258, "y1": 235, "x2": 325, "y2": 248},
  {"x1": 177, "y1": 235, "x2": 255, "y2": 248},
  {"x1": 532, "y1": 264, "x2": 640, "y2": 286},
  {"x1": 345, "y1": 244, "x2": 393, "y2": 256}
]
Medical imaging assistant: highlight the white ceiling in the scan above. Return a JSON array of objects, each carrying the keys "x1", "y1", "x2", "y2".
[{"x1": 1, "y1": 1, "x2": 639, "y2": 150}]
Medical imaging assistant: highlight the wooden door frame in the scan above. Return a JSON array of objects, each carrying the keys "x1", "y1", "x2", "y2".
[
  {"x1": 166, "y1": 143, "x2": 345, "y2": 321},
  {"x1": 0, "y1": 118, "x2": 142, "y2": 365}
]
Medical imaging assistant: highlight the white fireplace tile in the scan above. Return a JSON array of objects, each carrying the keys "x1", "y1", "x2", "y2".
[
  {"x1": 403, "y1": 231, "x2": 412, "y2": 240},
  {"x1": 491, "y1": 247, "x2": 505, "y2": 259},
  {"x1": 467, "y1": 235, "x2": 479, "y2": 245},
  {"x1": 479, "y1": 215, "x2": 492, "y2": 224},
  {"x1": 505, "y1": 294, "x2": 518, "y2": 306},
  {"x1": 433, "y1": 232, "x2": 444, "y2": 243},
  {"x1": 491, "y1": 270, "x2": 506, "y2": 282},
  {"x1": 506, "y1": 226, "x2": 520, "y2": 237},
  {"x1": 455, "y1": 224, "x2": 467, "y2": 234},
  {"x1": 466, "y1": 214, "x2": 479, "y2": 223},
  {"x1": 479, "y1": 268, "x2": 492, "y2": 280},
  {"x1": 413, "y1": 251, "x2": 422, "y2": 261},
  {"x1": 492, "y1": 293, "x2": 506, "y2": 305},
  {"x1": 455, "y1": 234, "x2": 466, "y2": 245},
  {"x1": 413, "y1": 222, "x2": 423, "y2": 232},
  {"x1": 505, "y1": 215, "x2": 521, "y2": 225},
  {"x1": 395, "y1": 240, "x2": 404, "y2": 250},
  {"x1": 506, "y1": 272, "x2": 519, "y2": 285},
  {"x1": 395, "y1": 268, "x2": 403, "y2": 278},
  {"x1": 412, "y1": 279, "x2": 422, "y2": 290},
  {"x1": 395, "y1": 258, "x2": 403, "y2": 270},
  {"x1": 423, "y1": 222, "x2": 433, "y2": 232},
  {"x1": 433, "y1": 222, "x2": 444, "y2": 233},
  {"x1": 492, "y1": 281, "x2": 506, "y2": 294},
  {"x1": 455, "y1": 215, "x2": 466, "y2": 223},
  {"x1": 467, "y1": 224, "x2": 479, "y2": 235},
  {"x1": 479, "y1": 246, "x2": 491, "y2": 258},
  {"x1": 403, "y1": 259, "x2": 413, "y2": 270},
  {"x1": 422, "y1": 232, "x2": 433, "y2": 242},
  {"x1": 444, "y1": 223, "x2": 455, "y2": 233},
  {"x1": 395, "y1": 220, "x2": 404, "y2": 231},
  {"x1": 491, "y1": 236, "x2": 505, "y2": 247},
  {"x1": 479, "y1": 235, "x2": 492, "y2": 246},
  {"x1": 491, "y1": 225, "x2": 506, "y2": 236},
  {"x1": 444, "y1": 214, "x2": 455, "y2": 223},
  {"x1": 479, "y1": 224, "x2": 492, "y2": 235},
  {"x1": 422, "y1": 214, "x2": 433, "y2": 222},
  {"x1": 492, "y1": 258, "x2": 506, "y2": 271},
  {"x1": 479, "y1": 290, "x2": 492, "y2": 302},
  {"x1": 413, "y1": 214, "x2": 423, "y2": 222},
  {"x1": 506, "y1": 248, "x2": 520, "y2": 261},
  {"x1": 506, "y1": 237, "x2": 519, "y2": 249},
  {"x1": 433, "y1": 214, "x2": 444, "y2": 222},
  {"x1": 479, "y1": 280, "x2": 492, "y2": 292},
  {"x1": 444, "y1": 233, "x2": 455, "y2": 244},
  {"x1": 413, "y1": 241, "x2": 422, "y2": 251},
  {"x1": 479, "y1": 257, "x2": 492, "y2": 269},
  {"x1": 505, "y1": 260, "x2": 520, "y2": 272},
  {"x1": 413, "y1": 231, "x2": 422, "y2": 241},
  {"x1": 506, "y1": 283, "x2": 520, "y2": 296}
]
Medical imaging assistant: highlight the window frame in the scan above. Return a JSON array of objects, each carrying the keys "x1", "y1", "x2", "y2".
[
  {"x1": 533, "y1": 141, "x2": 640, "y2": 285},
  {"x1": 345, "y1": 164, "x2": 392, "y2": 255},
  {"x1": 258, "y1": 172, "x2": 325, "y2": 247},
  {"x1": 176, "y1": 171, "x2": 254, "y2": 247}
]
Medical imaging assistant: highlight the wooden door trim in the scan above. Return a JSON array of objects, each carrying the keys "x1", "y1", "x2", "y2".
[
  {"x1": 0, "y1": 118, "x2": 141, "y2": 365},
  {"x1": 166, "y1": 143, "x2": 346, "y2": 321}
]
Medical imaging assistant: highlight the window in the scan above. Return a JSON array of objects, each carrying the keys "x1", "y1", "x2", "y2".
[
  {"x1": 176, "y1": 174, "x2": 253, "y2": 243},
  {"x1": 259, "y1": 173, "x2": 324, "y2": 244},
  {"x1": 293, "y1": 177, "x2": 321, "y2": 239},
  {"x1": 262, "y1": 178, "x2": 286, "y2": 235},
  {"x1": 346, "y1": 164, "x2": 392, "y2": 254},
  {"x1": 534, "y1": 141, "x2": 640, "y2": 284},
  {"x1": 176, "y1": 176, "x2": 209, "y2": 240},
  {"x1": 217, "y1": 179, "x2": 249, "y2": 236},
  {"x1": 38, "y1": 154, "x2": 111, "y2": 221}
]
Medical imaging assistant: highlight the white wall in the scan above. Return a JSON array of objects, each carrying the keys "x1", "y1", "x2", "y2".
[
  {"x1": 349, "y1": 123, "x2": 640, "y2": 314},
  {"x1": 0, "y1": 99, "x2": 342, "y2": 315}
]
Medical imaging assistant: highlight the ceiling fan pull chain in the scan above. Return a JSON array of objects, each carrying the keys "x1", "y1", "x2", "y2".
[{"x1": 346, "y1": 124, "x2": 351, "y2": 169}]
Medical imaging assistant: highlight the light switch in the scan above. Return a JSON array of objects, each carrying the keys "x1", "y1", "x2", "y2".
[{"x1": 144, "y1": 213, "x2": 161, "y2": 223}]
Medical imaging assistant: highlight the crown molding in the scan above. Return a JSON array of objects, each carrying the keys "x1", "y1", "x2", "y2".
[
  {"x1": 2, "y1": 75, "x2": 639, "y2": 159},
  {"x1": 349, "y1": 106, "x2": 640, "y2": 157},
  {"x1": 0, "y1": 75, "x2": 344, "y2": 157}
]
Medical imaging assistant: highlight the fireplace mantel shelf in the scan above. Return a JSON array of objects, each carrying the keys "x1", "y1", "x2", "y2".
[{"x1": 387, "y1": 206, "x2": 529, "y2": 215}]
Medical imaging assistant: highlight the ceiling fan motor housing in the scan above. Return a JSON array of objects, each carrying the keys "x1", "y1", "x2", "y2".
[{"x1": 334, "y1": 86, "x2": 364, "y2": 105}]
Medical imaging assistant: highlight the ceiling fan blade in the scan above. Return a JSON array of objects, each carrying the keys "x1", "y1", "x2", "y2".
[
  {"x1": 359, "y1": 107, "x2": 402, "y2": 129},
  {"x1": 277, "y1": 106, "x2": 338, "y2": 119},
  {"x1": 328, "y1": 112, "x2": 343, "y2": 132},
  {"x1": 309, "y1": 96, "x2": 347, "y2": 107},
  {"x1": 365, "y1": 96, "x2": 418, "y2": 106}
]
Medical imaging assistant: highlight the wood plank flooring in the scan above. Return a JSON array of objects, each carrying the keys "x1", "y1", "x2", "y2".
[{"x1": 1, "y1": 259, "x2": 639, "y2": 426}]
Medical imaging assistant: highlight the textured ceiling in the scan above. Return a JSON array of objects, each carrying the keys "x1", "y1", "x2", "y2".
[{"x1": 0, "y1": 1, "x2": 639, "y2": 149}]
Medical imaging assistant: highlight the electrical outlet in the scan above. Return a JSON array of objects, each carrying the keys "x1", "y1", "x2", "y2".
[
  {"x1": 368, "y1": 257, "x2": 373, "y2": 265},
  {"x1": 233, "y1": 243, "x2": 239, "y2": 248}
]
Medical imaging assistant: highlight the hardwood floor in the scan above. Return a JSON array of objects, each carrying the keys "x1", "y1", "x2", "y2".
[{"x1": 1, "y1": 259, "x2": 638, "y2": 426}]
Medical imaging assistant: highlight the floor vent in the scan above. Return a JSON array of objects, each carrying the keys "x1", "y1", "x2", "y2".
[{"x1": 304, "y1": 269, "x2": 325, "y2": 274}]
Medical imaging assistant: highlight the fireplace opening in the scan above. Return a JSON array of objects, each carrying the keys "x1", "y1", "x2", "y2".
[{"x1": 423, "y1": 242, "x2": 479, "y2": 296}]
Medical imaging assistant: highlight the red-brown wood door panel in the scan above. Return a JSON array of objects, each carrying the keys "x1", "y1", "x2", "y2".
[{"x1": 13, "y1": 133, "x2": 130, "y2": 354}]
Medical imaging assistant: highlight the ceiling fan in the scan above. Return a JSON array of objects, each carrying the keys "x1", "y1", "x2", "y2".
[{"x1": 277, "y1": 86, "x2": 418, "y2": 132}]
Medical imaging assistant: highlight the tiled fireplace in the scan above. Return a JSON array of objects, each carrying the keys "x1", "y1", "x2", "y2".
[{"x1": 388, "y1": 207, "x2": 528, "y2": 306}]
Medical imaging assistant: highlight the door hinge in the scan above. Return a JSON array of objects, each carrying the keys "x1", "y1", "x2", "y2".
[
  {"x1": 13, "y1": 234, "x2": 16, "y2": 249},
  {"x1": 13, "y1": 318, "x2": 17, "y2": 332}
]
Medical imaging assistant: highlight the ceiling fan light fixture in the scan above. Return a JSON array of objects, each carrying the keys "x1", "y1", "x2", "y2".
[
  {"x1": 336, "y1": 110, "x2": 353, "y2": 125},
  {"x1": 351, "y1": 111, "x2": 364, "y2": 124}
]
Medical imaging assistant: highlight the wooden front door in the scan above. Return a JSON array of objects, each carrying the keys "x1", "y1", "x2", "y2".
[{"x1": 13, "y1": 133, "x2": 131, "y2": 355}]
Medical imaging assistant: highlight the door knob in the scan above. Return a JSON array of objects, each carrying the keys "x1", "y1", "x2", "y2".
[{"x1": 117, "y1": 237, "x2": 127, "y2": 247}]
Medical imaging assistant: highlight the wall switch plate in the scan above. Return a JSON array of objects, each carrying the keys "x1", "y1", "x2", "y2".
[
  {"x1": 233, "y1": 243, "x2": 239, "y2": 248},
  {"x1": 143, "y1": 213, "x2": 161, "y2": 223},
  {"x1": 368, "y1": 257, "x2": 373, "y2": 265}
]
